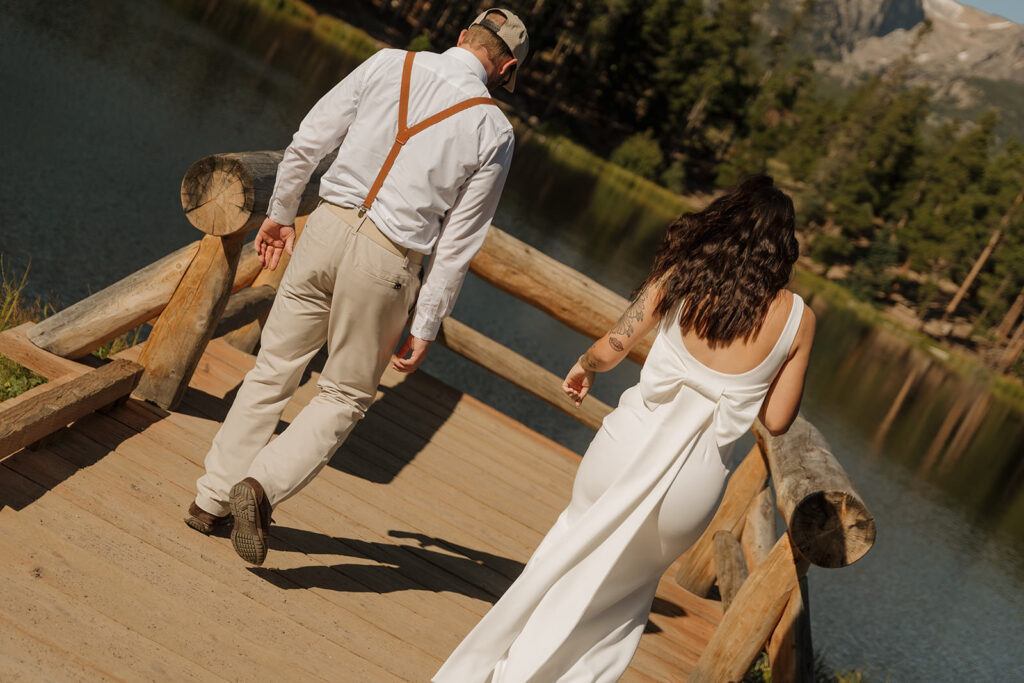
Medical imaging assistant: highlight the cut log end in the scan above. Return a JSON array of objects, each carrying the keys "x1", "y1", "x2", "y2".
[
  {"x1": 790, "y1": 490, "x2": 876, "y2": 568},
  {"x1": 180, "y1": 155, "x2": 255, "y2": 236}
]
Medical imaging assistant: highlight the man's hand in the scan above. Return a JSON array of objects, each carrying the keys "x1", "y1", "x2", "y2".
[
  {"x1": 392, "y1": 334, "x2": 431, "y2": 373},
  {"x1": 254, "y1": 217, "x2": 296, "y2": 271}
]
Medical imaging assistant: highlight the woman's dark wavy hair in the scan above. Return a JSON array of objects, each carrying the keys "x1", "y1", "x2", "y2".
[{"x1": 635, "y1": 175, "x2": 799, "y2": 345}]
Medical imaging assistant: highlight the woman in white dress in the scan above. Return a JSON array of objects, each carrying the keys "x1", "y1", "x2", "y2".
[{"x1": 434, "y1": 175, "x2": 816, "y2": 682}]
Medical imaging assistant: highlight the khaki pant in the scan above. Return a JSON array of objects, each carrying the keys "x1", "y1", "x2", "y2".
[{"x1": 195, "y1": 203, "x2": 422, "y2": 516}]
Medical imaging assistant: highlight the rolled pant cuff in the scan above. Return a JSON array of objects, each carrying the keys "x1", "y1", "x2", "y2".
[{"x1": 194, "y1": 493, "x2": 230, "y2": 518}]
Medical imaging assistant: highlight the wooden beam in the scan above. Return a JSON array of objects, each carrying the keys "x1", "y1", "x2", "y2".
[
  {"x1": 180, "y1": 151, "x2": 334, "y2": 236},
  {"x1": 675, "y1": 444, "x2": 769, "y2": 596},
  {"x1": 25, "y1": 241, "x2": 260, "y2": 360},
  {"x1": 753, "y1": 417, "x2": 875, "y2": 568},
  {"x1": 0, "y1": 324, "x2": 90, "y2": 379},
  {"x1": 768, "y1": 574, "x2": 815, "y2": 683},
  {"x1": 470, "y1": 227, "x2": 655, "y2": 363},
  {"x1": 26, "y1": 242, "x2": 200, "y2": 358},
  {"x1": 0, "y1": 359, "x2": 143, "y2": 458},
  {"x1": 134, "y1": 234, "x2": 245, "y2": 409},
  {"x1": 712, "y1": 530, "x2": 747, "y2": 613},
  {"x1": 436, "y1": 317, "x2": 613, "y2": 430},
  {"x1": 212, "y1": 286, "x2": 276, "y2": 339},
  {"x1": 688, "y1": 533, "x2": 805, "y2": 683},
  {"x1": 741, "y1": 485, "x2": 776, "y2": 571}
]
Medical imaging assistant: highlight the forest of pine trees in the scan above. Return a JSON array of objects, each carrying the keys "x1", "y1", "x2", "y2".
[{"x1": 330, "y1": 0, "x2": 1024, "y2": 375}]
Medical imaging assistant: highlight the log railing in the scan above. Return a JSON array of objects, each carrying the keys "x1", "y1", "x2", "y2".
[{"x1": 0, "y1": 149, "x2": 875, "y2": 682}]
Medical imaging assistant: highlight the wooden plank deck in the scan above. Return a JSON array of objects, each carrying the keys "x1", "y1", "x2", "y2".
[{"x1": 0, "y1": 339, "x2": 722, "y2": 681}]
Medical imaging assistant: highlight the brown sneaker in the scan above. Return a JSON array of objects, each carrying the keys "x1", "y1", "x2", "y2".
[
  {"x1": 184, "y1": 501, "x2": 231, "y2": 535},
  {"x1": 229, "y1": 477, "x2": 272, "y2": 565}
]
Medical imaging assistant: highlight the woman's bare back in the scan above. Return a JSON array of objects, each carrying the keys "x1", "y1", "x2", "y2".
[{"x1": 679, "y1": 289, "x2": 796, "y2": 375}]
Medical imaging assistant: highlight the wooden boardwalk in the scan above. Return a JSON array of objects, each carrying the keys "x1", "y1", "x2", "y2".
[{"x1": 0, "y1": 339, "x2": 722, "y2": 682}]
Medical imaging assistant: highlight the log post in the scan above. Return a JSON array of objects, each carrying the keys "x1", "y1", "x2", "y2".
[
  {"x1": 181, "y1": 152, "x2": 333, "y2": 235},
  {"x1": 768, "y1": 574, "x2": 815, "y2": 683},
  {"x1": 741, "y1": 485, "x2": 776, "y2": 571},
  {"x1": 221, "y1": 215, "x2": 307, "y2": 353},
  {"x1": 133, "y1": 233, "x2": 246, "y2": 409},
  {"x1": 688, "y1": 533, "x2": 806, "y2": 683},
  {"x1": 753, "y1": 417, "x2": 875, "y2": 568},
  {"x1": 675, "y1": 445, "x2": 769, "y2": 596},
  {"x1": 712, "y1": 531, "x2": 748, "y2": 612}
]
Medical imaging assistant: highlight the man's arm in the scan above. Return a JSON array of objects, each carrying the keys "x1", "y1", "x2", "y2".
[
  {"x1": 265, "y1": 51, "x2": 384, "y2": 226},
  {"x1": 391, "y1": 131, "x2": 514, "y2": 373}
]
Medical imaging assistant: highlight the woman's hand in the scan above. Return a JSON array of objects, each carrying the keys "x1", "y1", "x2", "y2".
[{"x1": 562, "y1": 359, "x2": 595, "y2": 407}]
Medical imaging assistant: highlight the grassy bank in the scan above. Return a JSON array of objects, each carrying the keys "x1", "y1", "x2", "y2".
[
  {"x1": 792, "y1": 267, "x2": 1024, "y2": 412},
  {"x1": 0, "y1": 259, "x2": 50, "y2": 401}
]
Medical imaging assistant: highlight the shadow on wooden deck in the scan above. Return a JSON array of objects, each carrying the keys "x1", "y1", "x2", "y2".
[{"x1": 0, "y1": 339, "x2": 720, "y2": 681}]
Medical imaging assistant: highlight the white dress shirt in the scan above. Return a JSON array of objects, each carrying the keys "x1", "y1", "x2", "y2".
[{"x1": 267, "y1": 47, "x2": 515, "y2": 341}]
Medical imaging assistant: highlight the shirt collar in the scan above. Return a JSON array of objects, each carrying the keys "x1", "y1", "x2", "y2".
[{"x1": 444, "y1": 47, "x2": 488, "y2": 85}]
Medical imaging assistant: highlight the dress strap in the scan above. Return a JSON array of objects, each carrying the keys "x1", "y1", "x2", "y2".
[{"x1": 775, "y1": 293, "x2": 805, "y2": 362}]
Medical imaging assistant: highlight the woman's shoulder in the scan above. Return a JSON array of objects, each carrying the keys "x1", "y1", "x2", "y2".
[{"x1": 785, "y1": 290, "x2": 816, "y2": 352}]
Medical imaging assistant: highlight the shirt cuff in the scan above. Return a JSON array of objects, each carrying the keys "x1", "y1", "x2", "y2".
[
  {"x1": 267, "y1": 197, "x2": 299, "y2": 226},
  {"x1": 409, "y1": 313, "x2": 441, "y2": 342}
]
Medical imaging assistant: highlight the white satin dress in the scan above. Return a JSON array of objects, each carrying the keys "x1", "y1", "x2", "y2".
[{"x1": 434, "y1": 295, "x2": 804, "y2": 683}]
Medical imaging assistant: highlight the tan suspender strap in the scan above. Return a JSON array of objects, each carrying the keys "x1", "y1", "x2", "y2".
[{"x1": 359, "y1": 51, "x2": 498, "y2": 216}]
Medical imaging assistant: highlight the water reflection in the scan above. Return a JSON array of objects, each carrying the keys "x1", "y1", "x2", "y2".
[{"x1": 799, "y1": 292, "x2": 1024, "y2": 556}]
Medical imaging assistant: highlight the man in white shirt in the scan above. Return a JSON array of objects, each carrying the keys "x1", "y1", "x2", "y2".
[{"x1": 185, "y1": 9, "x2": 529, "y2": 566}]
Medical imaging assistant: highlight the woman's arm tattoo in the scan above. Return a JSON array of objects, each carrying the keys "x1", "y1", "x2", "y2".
[
  {"x1": 610, "y1": 288, "x2": 649, "y2": 338},
  {"x1": 581, "y1": 351, "x2": 599, "y2": 370},
  {"x1": 608, "y1": 337, "x2": 624, "y2": 352}
]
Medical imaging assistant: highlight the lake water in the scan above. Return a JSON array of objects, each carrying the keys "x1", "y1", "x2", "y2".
[{"x1": 3, "y1": 0, "x2": 1024, "y2": 679}]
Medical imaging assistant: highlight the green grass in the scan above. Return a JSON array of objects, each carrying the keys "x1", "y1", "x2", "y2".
[
  {"x1": 0, "y1": 258, "x2": 51, "y2": 401},
  {"x1": 0, "y1": 256, "x2": 146, "y2": 402},
  {"x1": 742, "y1": 650, "x2": 872, "y2": 682}
]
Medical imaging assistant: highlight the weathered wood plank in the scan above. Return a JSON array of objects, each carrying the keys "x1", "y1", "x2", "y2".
[
  {"x1": 0, "y1": 323, "x2": 89, "y2": 379},
  {"x1": 742, "y1": 485, "x2": 776, "y2": 571},
  {"x1": 675, "y1": 444, "x2": 769, "y2": 596},
  {"x1": 712, "y1": 530, "x2": 748, "y2": 613},
  {"x1": 12, "y1": 426, "x2": 428, "y2": 681},
  {"x1": 0, "y1": 546, "x2": 218, "y2": 682},
  {"x1": 0, "y1": 456, "x2": 385, "y2": 682},
  {"x1": 437, "y1": 316, "x2": 613, "y2": 430},
  {"x1": 768, "y1": 574, "x2": 815, "y2": 683},
  {"x1": 0, "y1": 359, "x2": 142, "y2": 458},
  {"x1": 753, "y1": 417, "x2": 875, "y2": 568},
  {"x1": 135, "y1": 233, "x2": 245, "y2": 409},
  {"x1": 688, "y1": 533, "x2": 804, "y2": 683}
]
